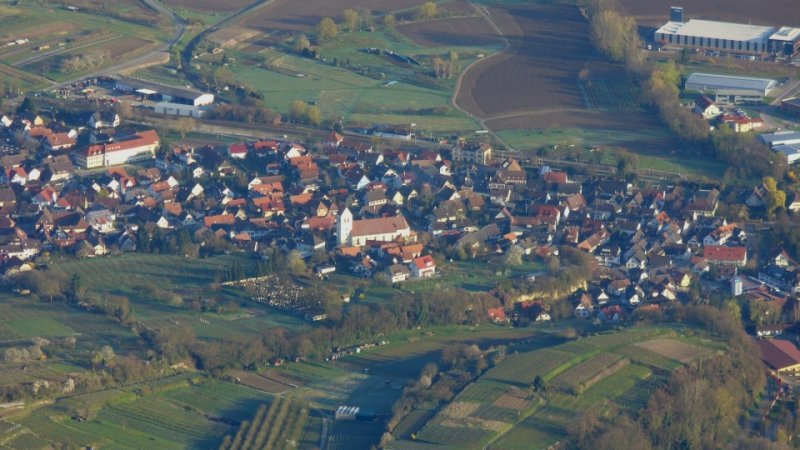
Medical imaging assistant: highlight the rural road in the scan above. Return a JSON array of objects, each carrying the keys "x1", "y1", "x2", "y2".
[
  {"x1": 770, "y1": 78, "x2": 800, "y2": 106},
  {"x1": 450, "y1": 1, "x2": 515, "y2": 149},
  {"x1": 51, "y1": 0, "x2": 187, "y2": 88},
  {"x1": 179, "y1": 0, "x2": 276, "y2": 91}
]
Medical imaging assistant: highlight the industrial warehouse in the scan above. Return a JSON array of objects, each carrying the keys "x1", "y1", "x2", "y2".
[
  {"x1": 654, "y1": 7, "x2": 800, "y2": 57},
  {"x1": 684, "y1": 73, "x2": 776, "y2": 105},
  {"x1": 113, "y1": 76, "x2": 215, "y2": 117}
]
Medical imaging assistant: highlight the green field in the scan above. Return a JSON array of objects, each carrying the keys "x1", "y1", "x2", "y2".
[
  {"x1": 391, "y1": 325, "x2": 723, "y2": 450},
  {"x1": 15, "y1": 377, "x2": 272, "y2": 449},
  {"x1": 49, "y1": 253, "x2": 309, "y2": 340},
  {"x1": 198, "y1": 23, "x2": 495, "y2": 133},
  {"x1": 0, "y1": 3, "x2": 169, "y2": 86}
]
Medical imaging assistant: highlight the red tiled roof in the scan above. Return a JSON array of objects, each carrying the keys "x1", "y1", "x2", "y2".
[
  {"x1": 703, "y1": 245, "x2": 747, "y2": 262},
  {"x1": 413, "y1": 255, "x2": 435, "y2": 270},
  {"x1": 229, "y1": 143, "x2": 248, "y2": 154},
  {"x1": 758, "y1": 339, "x2": 800, "y2": 370}
]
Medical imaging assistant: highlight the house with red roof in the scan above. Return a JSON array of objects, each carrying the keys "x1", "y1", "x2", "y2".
[
  {"x1": 410, "y1": 255, "x2": 436, "y2": 278},
  {"x1": 228, "y1": 143, "x2": 248, "y2": 159},
  {"x1": 704, "y1": 245, "x2": 747, "y2": 267},
  {"x1": 757, "y1": 339, "x2": 800, "y2": 375}
]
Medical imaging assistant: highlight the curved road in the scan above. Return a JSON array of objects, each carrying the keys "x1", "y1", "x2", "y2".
[
  {"x1": 53, "y1": 0, "x2": 187, "y2": 87},
  {"x1": 450, "y1": 2, "x2": 514, "y2": 149}
]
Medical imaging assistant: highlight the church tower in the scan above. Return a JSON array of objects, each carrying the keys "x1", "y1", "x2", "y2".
[{"x1": 337, "y1": 207, "x2": 353, "y2": 245}]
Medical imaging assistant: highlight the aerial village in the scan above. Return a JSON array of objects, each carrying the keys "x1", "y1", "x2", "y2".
[{"x1": 0, "y1": 102, "x2": 797, "y2": 336}]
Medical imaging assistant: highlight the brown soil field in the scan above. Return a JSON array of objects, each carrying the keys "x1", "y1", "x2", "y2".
[
  {"x1": 245, "y1": 0, "x2": 425, "y2": 34},
  {"x1": 68, "y1": 0, "x2": 159, "y2": 21},
  {"x1": 455, "y1": 3, "x2": 622, "y2": 119},
  {"x1": 492, "y1": 389, "x2": 530, "y2": 411},
  {"x1": 618, "y1": 0, "x2": 800, "y2": 27},
  {"x1": 100, "y1": 37, "x2": 153, "y2": 59},
  {"x1": 635, "y1": 339, "x2": 713, "y2": 364},
  {"x1": 230, "y1": 370, "x2": 293, "y2": 394},
  {"x1": 397, "y1": 17, "x2": 504, "y2": 47},
  {"x1": 163, "y1": 0, "x2": 252, "y2": 13}
]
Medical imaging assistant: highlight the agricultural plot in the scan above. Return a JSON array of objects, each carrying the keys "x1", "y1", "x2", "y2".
[
  {"x1": 327, "y1": 420, "x2": 386, "y2": 450},
  {"x1": 229, "y1": 370, "x2": 294, "y2": 394},
  {"x1": 222, "y1": 397, "x2": 309, "y2": 450},
  {"x1": 0, "y1": 3, "x2": 167, "y2": 83},
  {"x1": 398, "y1": 16, "x2": 504, "y2": 48},
  {"x1": 579, "y1": 77, "x2": 640, "y2": 110},
  {"x1": 20, "y1": 378, "x2": 272, "y2": 449},
  {"x1": 551, "y1": 353, "x2": 628, "y2": 394},
  {"x1": 635, "y1": 338, "x2": 714, "y2": 363},
  {"x1": 394, "y1": 326, "x2": 725, "y2": 449},
  {"x1": 486, "y1": 349, "x2": 575, "y2": 385},
  {"x1": 163, "y1": 0, "x2": 252, "y2": 14}
]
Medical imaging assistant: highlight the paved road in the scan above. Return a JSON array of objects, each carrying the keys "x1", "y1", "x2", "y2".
[
  {"x1": 51, "y1": 0, "x2": 187, "y2": 88},
  {"x1": 771, "y1": 78, "x2": 800, "y2": 106}
]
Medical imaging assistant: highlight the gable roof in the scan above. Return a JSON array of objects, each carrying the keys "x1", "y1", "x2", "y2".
[{"x1": 758, "y1": 339, "x2": 800, "y2": 370}]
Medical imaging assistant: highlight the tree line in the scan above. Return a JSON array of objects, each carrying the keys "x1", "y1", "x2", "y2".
[
  {"x1": 569, "y1": 305, "x2": 767, "y2": 449},
  {"x1": 582, "y1": 0, "x2": 785, "y2": 181}
]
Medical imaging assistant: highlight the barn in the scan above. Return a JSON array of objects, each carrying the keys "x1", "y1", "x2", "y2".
[{"x1": 684, "y1": 73, "x2": 776, "y2": 105}]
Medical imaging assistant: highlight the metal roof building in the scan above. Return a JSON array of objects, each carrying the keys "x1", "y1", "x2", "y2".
[
  {"x1": 655, "y1": 20, "x2": 775, "y2": 53},
  {"x1": 113, "y1": 76, "x2": 214, "y2": 107},
  {"x1": 761, "y1": 131, "x2": 800, "y2": 147},
  {"x1": 685, "y1": 73, "x2": 776, "y2": 104}
]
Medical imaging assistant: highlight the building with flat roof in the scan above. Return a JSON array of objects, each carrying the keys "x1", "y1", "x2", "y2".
[
  {"x1": 773, "y1": 144, "x2": 800, "y2": 165},
  {"x1": 114, "y1": 76, "x2": 214, "y2": 117},
  {"x1": 685, "y1": 73, "x2": 776, "y2": 105},
  {"x1": 761, "y1": 131, "x2": 800, "y2": 147},
  {"x1": 770, "y1": 27, "x2": 800, "y2": 57},
  {"x1": 781, "y1": 97, "x2": 800, "y2": 117},
  {"x1": 655, "y1": 20, "x2": 775, "y2": 53}
]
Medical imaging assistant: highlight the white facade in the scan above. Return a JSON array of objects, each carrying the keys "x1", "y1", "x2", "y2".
[
  {"x1": 655, "y1": 20, "x2": 775, "y2": 53},
  {"x1": 154, "y1": 102, "x2": 208, "y2": 118}
]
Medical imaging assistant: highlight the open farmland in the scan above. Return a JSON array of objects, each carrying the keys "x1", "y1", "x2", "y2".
[
  {"x1": 398, "y1": 17, "x2": 503, "y2": 47},
  {"x1": 390, "y1": 326, "x2": 722, "y2": 450},
  {"x1": 163, "y1": 0, "x2": 253, "y2": 14},
  {"x1": 18, "y1": 378, "x2": 273, "y2": 449},
  {"x1": 635, "y1": 338, "x2": 715, "y2": 363},
  {"x1": 244, "y1": 0, "x2": 426, "y2": 34},
  {"x1": 452, "y1": 1, "x2": 679, "y2": 154},
  {"x1": 455, "y1": 2, "x2": 622, "y2": 118},
  {"x1": 618, "y1": 0, "x2": 800, "y2": 27}
]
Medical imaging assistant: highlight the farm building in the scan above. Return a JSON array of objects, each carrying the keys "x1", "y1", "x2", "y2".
[
  {"x1": 684, "y1": 73, "x2": 776, "y2": 105},
  {"x1": 761, "y1": 131, "x2": 800, "y2": 147},
  {"x1": 655, "y1": 20, "x2": 775, "y2": 54},
  {"x1": 782, "y1": 97, "x2": 800, "y2": 117},
  {"x1": 757, "y1": 339, "x2": 800, "y2": 375},
  {"x1": 114, "y1": 76, "x2": 214, "y2": 117}
]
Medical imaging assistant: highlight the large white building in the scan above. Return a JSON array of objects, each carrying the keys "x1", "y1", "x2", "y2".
[
  {"x1": 655, "y1": 20, "x2": 775, "y2": 53},
  {"x1": 114, "y1": 76, "x2": 214, "y2": 117},
  {"x1": 337, "y1": 208, "x2": 412, "y2": 246},
  {"x1": 76, "y1": 130, "x2": 160, "y2": 169},
  {"x1": 684, "y1": 73, "x2": 776, "y2": 105}
]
